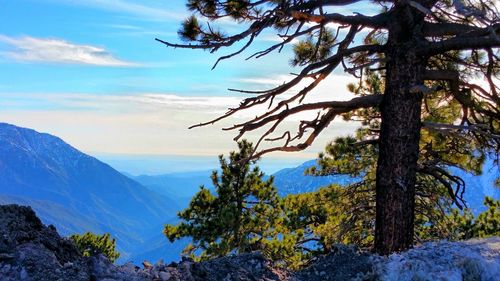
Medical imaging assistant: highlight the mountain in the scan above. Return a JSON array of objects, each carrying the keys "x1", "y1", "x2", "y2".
[
  {"x1": 133, "y1": 161, "x2": 357, "y2": 200},
  {"x1": 134, "y1": 170, "x2": 213, "y2": 203},
  {"x1": 272, "y1": 159, "x2": 499, "y2": 214},
  {"x1": 271, "y1": 160, "x2": 358, "y2": 196},
  {"x1": 0, "y1": 123, "x2": 181, "y2": 262},
  {"x1": 136, "y1": 158, "x2": 498, "y2": 216},
  {"x1": 1, "y1": 122, "x2": 496, "y2": 264}
]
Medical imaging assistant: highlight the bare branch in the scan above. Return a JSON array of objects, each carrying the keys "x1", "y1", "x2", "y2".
[
  {"x1": 422, "y1": 23, "x2": 498, "y2": 37},
  {"x1": 156, "y1": 15, "x2": 278, "y2": 53},
  {"x1": 247, "y1": 94, "x2": 382, "y2": 158},
  {"x1": 422, "y1": 122, "x2": 500, "y2": 139},
  {"x1": 423, "y1": 28, "x2": 500, "y2": 55},
  {"x1": 289, "y1": 10, "x2": 388, "y2": 28},
  {"x1": 418, "y1": 165, "x2": 465, "y2": 209},
  {"x1": 246, "y1": 23, "x2": 319, "y2": 60},
  {"x1": 212, "y1": 33, "x2": 256, "y2": 69},
  {"x1": 189, "y1": 36, "x2": 383, "y2": 129},
  {"x1": 234, "y1": 94, "x2": 382, "y2": 134}
]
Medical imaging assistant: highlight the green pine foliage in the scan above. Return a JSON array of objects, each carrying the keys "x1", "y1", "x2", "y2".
[
  {"x1": 277, "y1": 183, "x2": 375, "y2": 269},
  {"x1": 164, "y1": 140, "x2": 282, "y2": 261},
  {"x1": 279, "y1": 188, "x2": 499, "y2": 268},
  {"x1": 282, "y1": 183, "x2": 375, "y2": 250},
  {"x1": 162, "y1": 130, "x2": 498, "y2": 269},
  {"x1": 70, "y1": 232, "x2": 120, "y2": 263},
  {"x1": 444, "y1": 197, "x2": 500, "y2": 240},
  {"x1": 301, "y1": 70, "x2": 498, "y2": 247},
  {"x1": 291, "y1": 29, "x2": 336, "y2": 66},
  {"x1": 162, "y1": 138, "x2": 498, "y2": 269},
  {"x1": 178, "y1": 15, "x2": 202, "y2": 41}
]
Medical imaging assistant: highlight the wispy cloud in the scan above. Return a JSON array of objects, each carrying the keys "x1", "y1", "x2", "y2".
[
  {"x1": 105, "y1": 24, "x2": 143, "y2": 30},
  {"x1": 0, "y1": 91, "x2": 358, "y2": 156},
  {"x1": 0, "y1": 72, "x2": 358, "y2": 123},
  {"x1": 102, "y1": 23, "x2": 176, "y2": 38},
  {"x1": 236, "y1": 75, "x2": 293, "y2": 87},
  {"x1": 5, "y1": 73, "x2": 356, "y2": 114},
  {"x1": 129, "y1": 94, "x2": 240, "y2": 111},
  {"x1": 0, "y1": 35, "x2": 140, "y2": 67},
  {"x1": 0, "y1": 92, "x2": 240, "y2": 113},
  {"x1": 234, "y1": 73, "x2": 357, "y2": 102},
  {"x1": 53, "y1": 0, "x2": 184, "y2": 21}
]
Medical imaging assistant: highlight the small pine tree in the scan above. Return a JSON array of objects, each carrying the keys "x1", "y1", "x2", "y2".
[
  {"x1": 164, "y1": 140, "x2": 282, "y2": 261},
  {"x1": 474, "y1": 197, "x2": 500, "y2": 237},
  {"x1": 70, "y1": 232, "x2": 120, "y2": 263},
  {"x1": 445, "y1": 197, "x2": 500, "y2": 240}
]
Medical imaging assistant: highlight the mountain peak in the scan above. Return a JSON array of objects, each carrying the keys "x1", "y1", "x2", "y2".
[{"x1": 0, "y1": 123, "x2": 180, "y2": 262}]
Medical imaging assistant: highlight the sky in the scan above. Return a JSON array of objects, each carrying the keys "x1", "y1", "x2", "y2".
[{"x1": 0, "y1": 0, "x2": 368, "y2": 174}]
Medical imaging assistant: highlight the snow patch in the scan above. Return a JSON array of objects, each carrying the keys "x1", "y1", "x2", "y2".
[{"x1": 374, "y1": 237, "x2": 500, "y2": 281}]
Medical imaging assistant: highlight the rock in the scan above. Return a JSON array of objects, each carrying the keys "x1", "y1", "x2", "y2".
[
  {"x1": 2, "y1": 263, "x2": 11, "y2": 272},
  {"x1": 19, "y1": 267, "x2": 28, "y2": 280},
  {"x1": 0, "y1": 253, "x2": 14, "y2": 260},
  {"x1": 295, "y1": 244, "x2": 376, "y2": 281},
  {"x1": 143, "y1": 260, "x2": 153, "y2": 269},
  {"x1": 121, "y1": 262, "x2": 137, "y2": 274},
  {"x1": 184, "y1": 252, "x2": 292, "y2": 281},
  {"x1": 159, "y1": 271, "x2": 171, "y2": 281},
  {"x1": 1, "y1": 204, "x2": 498, "y2": 281}
]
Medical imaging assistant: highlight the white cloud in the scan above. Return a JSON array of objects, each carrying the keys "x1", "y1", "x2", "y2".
[
  {"x1": 0, "y1": 92, "x2": 240, "y2": 113},
  {"x1": 234, "y1": 73, "x2": 357, "y2": 102},
  {"x1": 0, "y1": 71, "x2": 360, "y2": 156},
  {"x1": 0, "y1": 35, "x2": 139, "y2": 67},
  {"x1": 1, "y1": 73, "x2": 357, "y2": 122},
  {"x1": 129, "y1": 94, "x2": 241, "y2": 112},
  {"x1": 236, "y1": 75, "x2": 293, "y2": 87},
  {"x1": 105, "y1": 24, "x2": 142, "y2": 30}
]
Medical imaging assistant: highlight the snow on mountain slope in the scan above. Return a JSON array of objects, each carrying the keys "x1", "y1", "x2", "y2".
[{"x1": 0, "y1": 123, "x2": 180, "y2": 262}]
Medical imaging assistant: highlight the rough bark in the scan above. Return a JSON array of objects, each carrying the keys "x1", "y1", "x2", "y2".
[{"x1": 374, "y1": 5, "x2": 426, "y2": 255}]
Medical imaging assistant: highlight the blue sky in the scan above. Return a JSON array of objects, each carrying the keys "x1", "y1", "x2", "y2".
[{"x1": 0, "y1": 0, "x2": 363, "y2": 174}]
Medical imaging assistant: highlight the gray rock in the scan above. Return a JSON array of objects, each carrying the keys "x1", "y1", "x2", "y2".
[
  {"x1": 2, "y1": 204, "x2": 496, "y2": 281},
  {"x1": 159, "y1": 271, "x2": 171, "y2": 281},
  {"x1": 19, "y1": 267, "x2": 28, "y2": 280},
  {"x1": 2, "y1": 263, "x2": 11, "y2": 271}
]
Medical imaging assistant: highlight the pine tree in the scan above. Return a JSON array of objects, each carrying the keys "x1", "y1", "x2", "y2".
[
  {"x1": 303, "y1": 70, "x2": 493, "y2": 243},
  {"x1": 158, "y1": 0, "x2": 500, "y2": 254},
  {"x1": 70, "y1": 232, "x2": 120, "y2": 263},
  {"x1": 444, "y1": 197, "x2": 500, "y2": 240},
  {"x1": 164, "y1": 140, "x2": 282, "y2": 260}
]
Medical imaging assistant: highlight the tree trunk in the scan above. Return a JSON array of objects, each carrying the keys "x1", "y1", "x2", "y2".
[{"x1": 374, "y1": 6, "x2": 426, "y2": 254}]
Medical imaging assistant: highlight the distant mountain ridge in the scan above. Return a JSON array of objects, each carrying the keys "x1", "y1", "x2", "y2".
[
  {"x1": 271, "y1": 159, "x2": 358, "y2": 196},
  {"x1": 134, "y1": 170, "x2": 214, "y2": 201},
  {"x1": 0, "y1": 123, "x2": 181, "y2": 262},
  {"x1": 133, "y1": 160, "x2": 357, "y2": 200},
  {"x1": 136, "y1": 158, "x2": 499, "y2": 214},
  {"x1": 0, "y1": 122, "x2": 497, "y2": 265},
  {"x1": 271, "y1": 160, "x2": 498, "y2": 213}
]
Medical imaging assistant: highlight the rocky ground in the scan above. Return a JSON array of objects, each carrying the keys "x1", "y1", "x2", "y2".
[{"x1": 0, "y1": 204, "x2": 498, "y2": 281}]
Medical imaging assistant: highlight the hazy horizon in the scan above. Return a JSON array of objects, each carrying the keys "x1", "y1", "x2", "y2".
[
  {"x1": 0, "y1": 0, "x2": 361, "y2": 160},
  {"x1": 95, "y1": 152, "x2": 314, "y2": 176}
]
